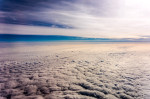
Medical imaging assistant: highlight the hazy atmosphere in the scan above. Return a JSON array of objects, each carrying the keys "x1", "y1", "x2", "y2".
[{"x1": 1, "y1": 0, "x2": 150, "y2": 99}]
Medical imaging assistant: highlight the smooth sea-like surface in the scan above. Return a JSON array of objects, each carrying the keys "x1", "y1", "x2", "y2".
[{"x1": 1, "y1": 34, "x2": 148, "y2": 43}]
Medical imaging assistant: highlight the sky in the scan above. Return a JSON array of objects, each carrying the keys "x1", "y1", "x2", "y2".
[{"x1": 0, "y1": 0, "x2": 150, "y2": 38}]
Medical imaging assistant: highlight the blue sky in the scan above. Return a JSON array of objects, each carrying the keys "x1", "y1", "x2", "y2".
[{"x1": 0, "y1": 0, "x2": 150, "y2": 38}]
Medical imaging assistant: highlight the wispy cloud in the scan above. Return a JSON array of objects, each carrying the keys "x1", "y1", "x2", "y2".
[{"x1": 1, "y1": 0, "x2": 150, "y2": 38}]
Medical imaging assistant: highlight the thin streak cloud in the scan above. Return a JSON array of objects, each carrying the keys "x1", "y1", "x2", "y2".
[{"x1": 0, "y1": 0, "x2": 150, "y2": 38}]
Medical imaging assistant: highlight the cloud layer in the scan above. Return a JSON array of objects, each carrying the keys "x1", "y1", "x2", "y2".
[{"x1": 1, "y1": 0, "x2": 150, "y2": 38}]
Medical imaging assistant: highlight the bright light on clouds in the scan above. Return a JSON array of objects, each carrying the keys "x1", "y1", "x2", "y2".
[
  {"x1": 119, "y1": 0, "x2": 150, "y2": 18},
  {"x1": 0, "y1": 0, "x2": 150, "y2": 38}
]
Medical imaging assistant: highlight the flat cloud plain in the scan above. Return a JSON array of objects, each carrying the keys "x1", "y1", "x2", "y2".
[{"x1": 0, "y1": 43, "x2": 150, "y2": 99}]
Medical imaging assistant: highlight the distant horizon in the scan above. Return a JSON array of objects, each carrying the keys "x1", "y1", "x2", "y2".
[{"x1": 0, "y1": 34, "x2": 150, "y2": 42}]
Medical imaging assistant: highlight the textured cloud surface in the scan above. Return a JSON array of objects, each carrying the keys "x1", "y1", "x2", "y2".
[
  {"x1": 1, "y1": 0, "x2": 150, "y2": 38},
  {"x1": 1, "y1": 44, "x2": 150, "y2": 98}
]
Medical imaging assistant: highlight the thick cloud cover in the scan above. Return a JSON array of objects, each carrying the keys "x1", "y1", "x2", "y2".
[{"x1": 1, "y1": 44, "x2": 149, "y2": 99}]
